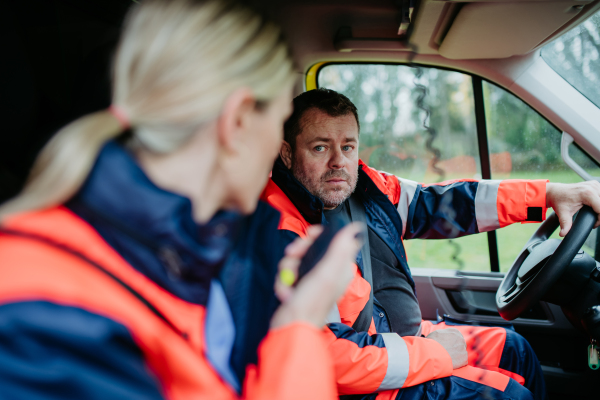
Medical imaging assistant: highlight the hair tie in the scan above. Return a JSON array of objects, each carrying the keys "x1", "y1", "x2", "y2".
[{"x1": 109, "y1": 105, "x2": 130, "y2": 130}]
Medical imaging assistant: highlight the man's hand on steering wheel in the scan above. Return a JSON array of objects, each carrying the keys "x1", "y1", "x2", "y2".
[{"x1": 547, "y1": 181, "x2": 600, "y2": 237}]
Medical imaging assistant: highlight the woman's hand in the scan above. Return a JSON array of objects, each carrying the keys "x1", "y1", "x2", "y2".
[{"x1": 270, "y1": 223, "x2": 363, "y2": 329}]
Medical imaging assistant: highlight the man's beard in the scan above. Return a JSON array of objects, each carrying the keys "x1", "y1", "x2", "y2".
[{"x1": 292, "y1": 158, "x2": 358, "y2": 209}]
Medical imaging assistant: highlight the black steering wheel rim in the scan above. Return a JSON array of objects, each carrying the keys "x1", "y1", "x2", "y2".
[{"x1": 496, "y1": 206, "x2": 597, "y2": 321}]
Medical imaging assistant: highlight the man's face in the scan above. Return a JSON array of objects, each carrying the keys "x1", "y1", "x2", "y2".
[{"x1": 287, "y1": 108, "x2": 359, "y2": 209}]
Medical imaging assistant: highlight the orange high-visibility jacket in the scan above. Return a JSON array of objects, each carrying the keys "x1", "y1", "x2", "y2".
[
  {"x1": 0, "y1": 206, "x2": 337, "y2": 400},
  {"x1": 261, "y1": 159, "x2": 547, "y2": 395}
]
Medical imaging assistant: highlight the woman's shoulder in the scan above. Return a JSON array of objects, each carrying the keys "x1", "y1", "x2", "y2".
[
  {"x1": 0, "y1": 300, "x2": 164, "y2": 400},
  {"x1": 254, "y1": 199, "x2": 282, "y2": 225}
]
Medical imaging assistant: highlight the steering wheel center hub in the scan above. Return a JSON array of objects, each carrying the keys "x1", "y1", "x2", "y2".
[{"x1": 517, "y1": 240, "x2": 560, "y2": 282}]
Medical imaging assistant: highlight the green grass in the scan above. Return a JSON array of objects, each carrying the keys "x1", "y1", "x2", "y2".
[{"x1": 404, "y1": 170, "x2": 595, "y2": 272}]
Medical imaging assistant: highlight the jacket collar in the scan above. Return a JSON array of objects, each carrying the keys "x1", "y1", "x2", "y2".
[
  {"x1": 271, "y1": 157, "x2": 325, "y2": 225},
  {"x1": 68, "y1": 141, "x2": 243, "y2": 283},
  {"x1": 271, "y1": 157, "x2": 379, "y2": 225},
  {"x1": 270, "y1": 157, "x2": 415, "y2": 290}
]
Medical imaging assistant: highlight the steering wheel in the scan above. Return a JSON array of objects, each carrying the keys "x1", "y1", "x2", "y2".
[{"x1": 496, "y1": 206, "x2": 597, "y2": 321}]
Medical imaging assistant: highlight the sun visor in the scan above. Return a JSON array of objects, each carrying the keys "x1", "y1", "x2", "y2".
[{"x1": 438, "y1": 1, "x2": 588, "y2": 59}]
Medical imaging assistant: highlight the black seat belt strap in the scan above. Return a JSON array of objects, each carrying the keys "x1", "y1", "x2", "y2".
[{"x1": 347, "y1": 192, "x2": 374, "y2": 333}]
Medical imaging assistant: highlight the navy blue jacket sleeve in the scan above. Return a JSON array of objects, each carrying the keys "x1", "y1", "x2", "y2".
[
  {"x1": 277, "y1": 228, "x2": 300, "y2": 247},
  {"x1": 402, "y1": 181, "x2": 480, "y2": 240},
  {"x1": 395, "y1": 177, "x2": 548, "y2": 240},
  {"x1": 0, "y1": 301, "x2": 165, "y2": 400}
]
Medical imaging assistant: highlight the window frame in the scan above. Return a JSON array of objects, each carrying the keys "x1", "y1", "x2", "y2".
[{"x1": 310, "y1": 61, "x2": 598, "y2": 272}]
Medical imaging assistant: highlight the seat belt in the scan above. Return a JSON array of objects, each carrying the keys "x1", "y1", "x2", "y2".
[{"x1": 347, "y1": 192, "x2": 374, "y2": 333}]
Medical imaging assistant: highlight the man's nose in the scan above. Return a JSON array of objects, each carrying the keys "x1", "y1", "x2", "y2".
[{"x1": 328, "y1": 148, "x2": 346, "y2": 169}]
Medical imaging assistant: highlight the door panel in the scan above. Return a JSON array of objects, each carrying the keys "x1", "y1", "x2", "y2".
[
  {"x1": 413, "y1": 268, "x2": 573, "y2": 332},
  {"x1": 412, "y1": 268, "x2": 597, "y2": 399}
]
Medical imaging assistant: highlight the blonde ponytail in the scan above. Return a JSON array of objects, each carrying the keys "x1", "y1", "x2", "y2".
[
  {"x1": 0, "y1": 111, "x2": 123, "y2": 218},
  {"x1": 0, "y1": 0, "x2": 295, "y2": 219}
]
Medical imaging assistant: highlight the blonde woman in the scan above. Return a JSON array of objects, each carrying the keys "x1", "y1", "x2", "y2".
[{"x1": 0, "y1": 0, "x2": 361, "y2": 399}]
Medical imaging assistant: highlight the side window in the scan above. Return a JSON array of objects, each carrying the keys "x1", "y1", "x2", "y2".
[
  {"x1": 541, "y1": 9, "x2": 600, "y2": 108},
  {"x1": 483, "y1": 81, "x2": 600, "y2": 271},
  {"x1": 318, "y1": 64, "x2": 491, "y2": 271}
]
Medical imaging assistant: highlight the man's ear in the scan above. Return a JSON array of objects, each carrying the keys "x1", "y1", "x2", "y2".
[
  {"x1": 216, "y1": 87, "x2": 255, "y2": 153},
  {"x1": 280, "y1": 141, "x2": 293, "y2": 169}
]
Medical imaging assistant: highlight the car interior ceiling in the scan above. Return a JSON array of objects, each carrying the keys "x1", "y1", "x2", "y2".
[
  {"x1": 2, "y1": 0, "x2": 600, "y2": 396},
  {"x1": 2, "y1": 0, "x2": 599, "y2": 204}
]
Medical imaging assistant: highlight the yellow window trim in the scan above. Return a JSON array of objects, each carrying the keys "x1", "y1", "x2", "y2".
[{"x1": 305, "y1": 62, "x2": 327, "y2": 91}]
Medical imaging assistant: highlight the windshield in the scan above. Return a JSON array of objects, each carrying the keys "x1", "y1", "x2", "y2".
[{"x1": 541, "y1": 9, "x2": 600, "y2": 107}]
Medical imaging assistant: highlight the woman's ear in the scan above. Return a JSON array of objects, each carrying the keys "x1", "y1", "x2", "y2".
[
  {"x1": 280, "y1": 141, "x2": 293, "y2": 169},
  {"x1": 217, "y1": 87, "x2": 256, "y2": 153}
]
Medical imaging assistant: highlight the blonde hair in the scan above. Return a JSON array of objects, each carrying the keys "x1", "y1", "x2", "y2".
[{"x1": 0, "y1": 0, "x2": 294, "y2": 218}]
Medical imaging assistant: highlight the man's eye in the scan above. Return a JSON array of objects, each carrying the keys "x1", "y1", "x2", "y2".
[
  {"x1": 314, "y1": 145, "x2": 325, "y2": 152},
  {"x1": 343, "y1": 145, "x2": 353, "y2": 151}
]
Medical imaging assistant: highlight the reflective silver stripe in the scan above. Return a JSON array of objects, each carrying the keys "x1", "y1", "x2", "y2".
[
  {"x1": 324, "y1": 303, "x2": 341, "y2": 324},
  {"x1": 475, "y1": 180, "x2": 501, "y2": 232},
  {"x1": 396, "y1": 177, "x2": 419, "y2": 238},
  {"x1": 377, "y1": 333, "x2": 409, "y2": 391}
]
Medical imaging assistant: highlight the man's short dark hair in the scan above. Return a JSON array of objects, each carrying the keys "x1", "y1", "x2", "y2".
[{"x1": 284, "y1": 88, "x2": 360, "y2": 151}]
